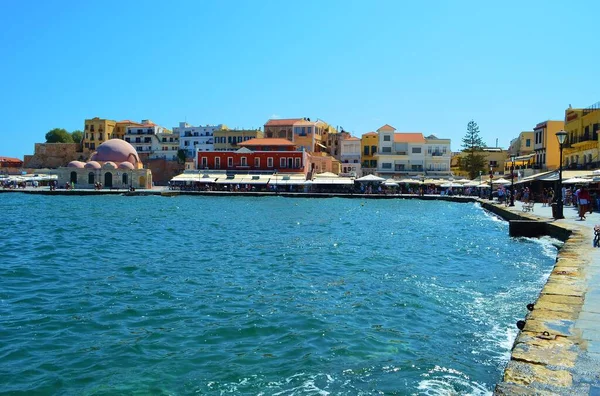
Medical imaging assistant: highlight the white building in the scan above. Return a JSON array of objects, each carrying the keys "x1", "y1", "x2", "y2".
[
  {"x1": 423, "y1": 134, "x2": 451, "y2": 178},
  {"x1": 124, "y1": 120, "x2": 178, "y2": 160},
  {"x1": 339, "y1": 137, "x2": 362, "y2": 177},
  {"x1": 174, "y1": 122, "x2": 224, "y2": 157},
  {"x1": 374, "y1": 124, "x2": 451, "y2": 178}
]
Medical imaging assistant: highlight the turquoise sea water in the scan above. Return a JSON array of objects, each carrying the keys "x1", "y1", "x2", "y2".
[{"x1": 0, "y1": 195, "x2": 557, "y2": 395}]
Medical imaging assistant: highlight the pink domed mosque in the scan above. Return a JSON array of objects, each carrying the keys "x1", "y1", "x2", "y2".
[{"x1": 56, "y1": 139, "x2": 152, "y2": 189}]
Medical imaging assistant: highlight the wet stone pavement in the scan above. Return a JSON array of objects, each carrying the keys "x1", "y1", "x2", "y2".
[{"x1": 490, "y1": 199, "x2": 600, "y2": 395}]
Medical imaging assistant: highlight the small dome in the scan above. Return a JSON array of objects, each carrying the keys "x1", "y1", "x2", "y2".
[
  {"x1": 67, "y1": 161, "x2": 85, "y2": 168},
  {"x1": 102, "y1": 161, "x2": 117, "y2": 169},
  {"x1": 118, "y1": 162, "x2": 134, "y2": 170},
  {"x1": 91, "y1": 139, "x2": 140, "y2": 166},
  {"x1": 84, "y1": 161, "x2": 101, "y2": 169}
]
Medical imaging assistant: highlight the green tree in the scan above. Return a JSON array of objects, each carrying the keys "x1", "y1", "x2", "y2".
[
  {"x1": 45, "y1": 128, "x2": 74, "y2": 143},
  {"x1": 71, "y1": 130, "x2": 83, "y2": 144},
  {"x1": 460, "y1": 120, "x2": 487, "y2": 179}
]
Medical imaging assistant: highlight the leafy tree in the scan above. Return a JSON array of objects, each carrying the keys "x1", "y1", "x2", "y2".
[
  {"x1": 460, "y1": 120, "x2": 487, "y2": 179},
  {"x1": 71, "y1": 130, "x2": 83, "y2": 144},
  {"x1": 45, "y1": 128, "x2": 74, "y2": 143}
]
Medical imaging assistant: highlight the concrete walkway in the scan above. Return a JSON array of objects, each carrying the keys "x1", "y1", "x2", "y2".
[{"x1": 491, "y1": 199, "x2": 600, "y2": 395}]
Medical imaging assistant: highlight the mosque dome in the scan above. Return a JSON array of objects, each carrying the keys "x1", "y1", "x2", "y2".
[
  {"x1": 67, "y1": 161, "x2": 85, "y2": 168},
  {"x1": 102, "y1": 161, "x2": 117, "y2": 169},
  {"x1": 84, "y1": 161, "x2": 101, "y2": 169},
  {"x1": 118, "y1": 162, "x2": 135, "y2": 170},
  {"x1": 91, "y1": 139, "x2": 140, "y2": 165}
]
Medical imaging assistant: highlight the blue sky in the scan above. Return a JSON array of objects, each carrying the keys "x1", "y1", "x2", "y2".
[{"x1": 1, "y1": 0, "x2": 599, "y2": 159}]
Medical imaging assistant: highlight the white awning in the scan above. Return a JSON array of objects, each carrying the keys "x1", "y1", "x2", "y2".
[{"x1": 311, "y1": 178, "x2": 354, "y2": 185}]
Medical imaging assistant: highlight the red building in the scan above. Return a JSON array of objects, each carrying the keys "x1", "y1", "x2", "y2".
[
  {"x1": 196, "y1": 138, "x2": 310, "y2": 175},
  {"x1": 0, "y1": 156, "x2": 23, "y2": 174}
]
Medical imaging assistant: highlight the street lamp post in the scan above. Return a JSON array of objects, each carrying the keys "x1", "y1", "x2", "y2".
[
  {"x1": 555, "y1": 130, "x2": 568, "y2": 219},
  {"x1": 489, "y1": 165, "x2": 494, "y2": 201},
  {"x1": 510, "y1": 155, "x2": 516, "y2": 206}
]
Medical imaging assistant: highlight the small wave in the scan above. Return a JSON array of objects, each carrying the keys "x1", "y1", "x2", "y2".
[{"x1": 417, "y1": 365, "x2": 491, "y2": 396}]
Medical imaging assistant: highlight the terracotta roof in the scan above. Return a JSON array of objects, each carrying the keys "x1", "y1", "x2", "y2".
[
  {"x1": 239, "y1": 138, "x2": 296, "y2": 147},
  {"x1": 362, "y1": 132, "x2": 377, "y2": 137},
  {"x1": 394, "y1": 133, "x2": 425, "y2": 143},
  {"x1": 0, "y1": 157, "x2": 23, "y2": 164},
  {"x1": 117, "y1": 120, "x2": 143, "y2": 125},
  {"x1": 377, "y1": 124, "x2": 396, "y2": 132},
  {"x1": 345, "y1": 137, "x2": 360, "y2": 141},
  {"x1": 264, "y1": 118, "x2": 303, "y2": 127}
]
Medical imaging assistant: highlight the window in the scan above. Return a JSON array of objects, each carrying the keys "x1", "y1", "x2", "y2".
[
  {"x1": 122, "y1": 173, "x2": 128, "y2": 185},
  {"x1": 442, "y1": 147, "x2": 447, "y2": 153},
  {"x1": 526, "y1": 139, "x2": 531, "y2": 147},
  {"x1": 307, "y1": 127, "x2": 312, "y2": 134},
  {"x1": 371, "y1": 145, "x2": 377, "y2": 154},
  {"x1": 383, "y1": 135, "x2": 391, "y2": 141},
  {"x1": 428, "y1": 147, "x2": 432, "y2": 154},
  {"x1": 267, "y1": 157, "x2": 273, "y2": 167},
  {"x1": 382, "y1": 162, "x2": 392, "y2": 169},
  {"x1": 382, "y1": 147, "x2": 392, "y2": 153},
  {"x1": 184, "y1": 140, "x2": 189, "y2": 146},
  {"x1": 201, "y1": 157, "x2": 208, "y2": 168},
  {"x1": 237, "y1": 136, "x2": 242, "y2": 142},
  {"x1": 227, "y1": 157, "x2": 233, "y2": 167},
  {"x1": 412, "y1": 147, "x2": 421, "y2": 154},
  {"x1": 254, "y1": 157, "x2": 260, "y2": 167},
  {"x1": 295, "y1": 157, "x2": 301, "y2": 168},
  {"x1": 241, "y1": 157, "x2": 247, "y2": 166},
  {"x1": 280, "y1": 157, "x2": 286, "y2": 168},
  {"x1": 364, "y1": 146, "x2": 370, "y2": 155},
  {"x1": 215, "y1": 157, "x2": 221, "y2": 169}
]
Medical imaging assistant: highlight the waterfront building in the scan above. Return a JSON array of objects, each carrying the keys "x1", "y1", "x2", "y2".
[
  {"x1": 325, "y1": 129, "x2": 351, "y2": 159},
  {"x1": 361, "y1": 132, "x2": 378, "y2": 175},
  {"x1": 264, "y1": 118, "x2": 303, "y2": 141},
  {"x1": 504, "y1": 131, "x2": 535, "y2": 177},
  {"x1": 563, "y1": 101, "x2": 600, "y2": 170},
  {"x1": 174, "y1": 122, "x2": 224, "y2": 157},
  {"x1": 374, "y1": 124, "x2": 451, "y2": 178},
  {"x1": 81, "y1": 117, "x2": 117, "y2": 154},
  {"x1": 213, "y1": 128, "x2": 263, "y2": 151},
  {"x1": 124, "y1": 120, "x2": 175, "y2": 159},
  {"x1": 114, "y1": 120, "x2": 143, "y2": 140},
  {"x1": 196, "y1": 138, "x2": 309, "y2": 176},
  {"x1": 533, "y1": 120, "x2": 565, "y2": 171},
  {"x1": 54, "y1": 139, "x2": 152, "y2": 189},
  {"x1": 452, "y1": 147, "x2": 507, "y2": 178},
  {"x1": 339, "y1": 137, "x2": 362, "y2": 177},
  {"x1": 423, "y1": 134, "x2": 452, "y2": 178},
  {"x1": 0, "y1": 156, "x2": 23, "y2": 175}
]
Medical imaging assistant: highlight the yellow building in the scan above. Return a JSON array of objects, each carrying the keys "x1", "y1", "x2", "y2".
[
  {"x1": 504, "y1": 131, "x2": 535, "y2": 174},
  {"x1": 214, "y1": 128, "x2": 263, "y2": 151},
  {"x1": 563, "y1": 102, "x2": 600, "y2": 170},
  {"x1": 82, "y1": 117, "x2": 117, "y2": 155},
  {"x1": 361, "y1": 132, "x2": 378, "y2": 169},
  {"x1": 533, "y1": 120, "x2": 565, "y2": 171},
  {"x1": 451, "y1": 148, "x2": 507, "y2": 178}
]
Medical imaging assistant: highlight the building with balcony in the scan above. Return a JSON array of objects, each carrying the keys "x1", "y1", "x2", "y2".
[
  {"x1": 174, "y1": 122, "x2": 225, "y2": 157},
  {"x1": 563, "y1": 102, "x2": 600, "y2": 170},
  {"x1": 339, "y1": 137, "x2": 362, "y2": 177},
  {"x1": 423, "y1": 134, "x2": 451, "y2": 177},
  {"x1": 81, "y1": 117, "x2": 117, "y2": 154},
  {"x1": 533, "y1": 120, "x2": 565, "y2": 171},
  {"x1": 505, "y1": 131, "x2": 535, "y2": 177},
  {"x1": 325, "y1": 129, "x2": 351, "y2": 159},
  {"x1": 361, "y1": 132, "x2": 378, "y2": 174},
  {"x1": 124, "y1": 120, "x2": 175, "y2": 158},
  {"x1": 264, "y1": 118, "x2": 334, "y2": 153},
  {"x1": 195, "y1": 138, "x2": 309, "y2": 176},
  {"x1": 213, "y1": 128, "x2": 263, "y2": 151},
  {"x1": 373, "y1": 124, "x2": 451, "y2": 178}
]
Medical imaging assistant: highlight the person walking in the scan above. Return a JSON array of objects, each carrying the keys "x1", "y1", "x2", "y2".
[{"x1": 578, "y1": 187, "x2": 591, "y2": 220}]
